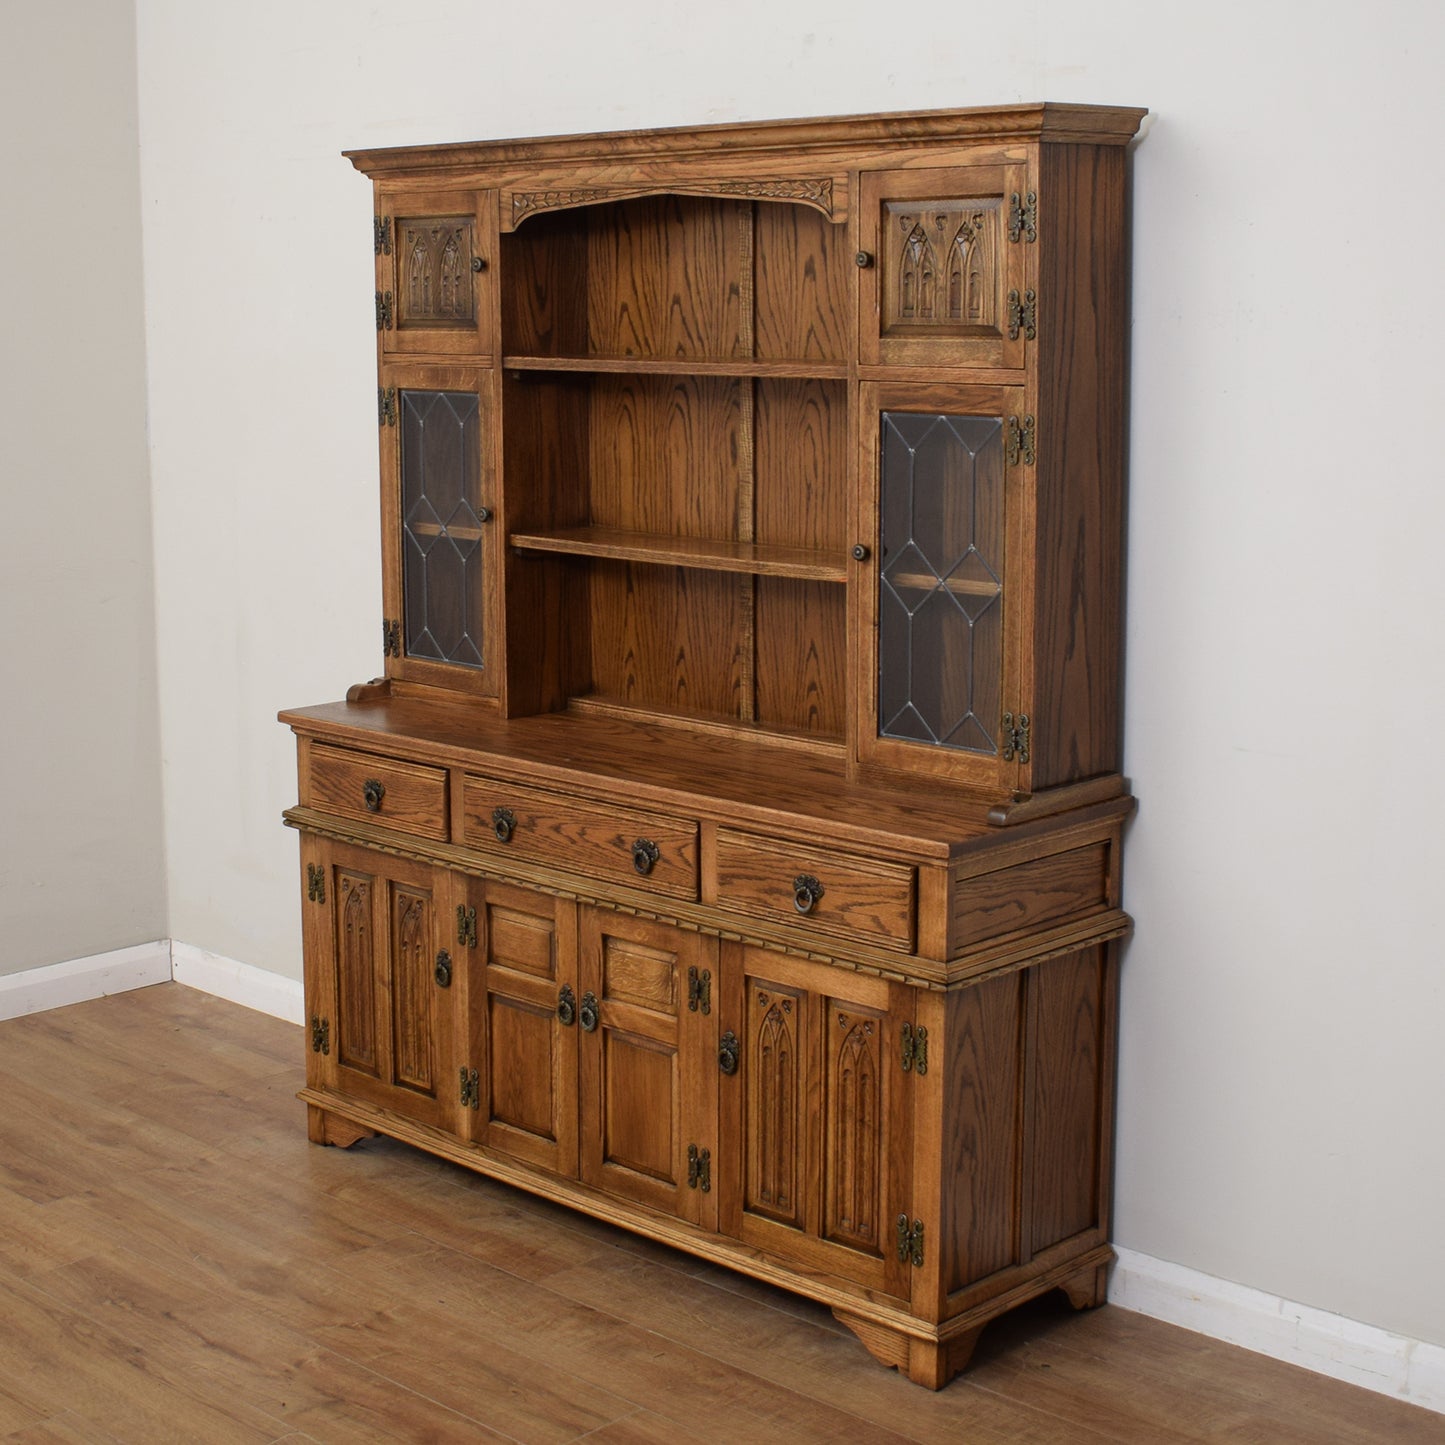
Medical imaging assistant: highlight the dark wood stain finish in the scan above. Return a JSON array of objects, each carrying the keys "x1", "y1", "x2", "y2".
[{"x1": 284, "y1": 104, "x2": 1149, "y2": 1389}]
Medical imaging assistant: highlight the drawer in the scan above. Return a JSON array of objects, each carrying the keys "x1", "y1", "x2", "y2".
[
  {"x1": 461, "y1": 774, "x2": 699, "y2": 900},
  {"x1": 307, "y1": 744, "x2": 449, "y2": 840},
  {"x1": 712, "y1": 829, "x2": 915, "y2": 951}
]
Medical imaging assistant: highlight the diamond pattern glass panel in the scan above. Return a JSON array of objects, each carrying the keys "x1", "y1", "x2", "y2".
[
  {"x1": 878, "y1": 411, "x2": 1004, "y2": 754},
  {"x1": 401, "y1": 390, "x2": 484, "y2": 669}
]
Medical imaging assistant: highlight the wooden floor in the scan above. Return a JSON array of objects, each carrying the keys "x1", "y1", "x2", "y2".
[{"x1": 0, "y1": 986, "x2": 1440, "y2": 1444}]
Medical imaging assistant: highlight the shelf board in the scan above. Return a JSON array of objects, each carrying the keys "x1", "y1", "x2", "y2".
[
  {"x1": 503, "y1": 354, "x2": 848, "y2": 380},
  {"x1": 510, "y1": 527, "x2": 848, "y2": 582},
  {"x1": 884, "y1": 569, "x2": 1001, "y2": 599}
]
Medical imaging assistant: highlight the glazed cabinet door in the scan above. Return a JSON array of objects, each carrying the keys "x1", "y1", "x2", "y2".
[
  {"x1": 577, "y1": 909, "x2": 719, "y2": 1228},
  {"x1": 854, "y1": 379, "x2": 1032, "y2": 793},
  {"x1": 374, "y1": 188, "x2": 497, "y2": 357},
  {"x1": 718, "y1": 944, "x2": 915, "y2": 1298},
  {"x1": 857, "y1": 162, "x2": 1030, "y2": 370},
  {"x1": 454, "y1": 876, "x2": 580, "y2": 1177},
  {"x1": 300, "y1": 836, "x2": 457, "y2": 1134},
  {"x1": 380, "y1": 368, "x2": 502, "y2": 697}
]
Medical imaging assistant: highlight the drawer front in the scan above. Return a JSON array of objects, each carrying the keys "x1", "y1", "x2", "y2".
[
  {"x1": 307, "y1": 744, "x2": 449, "y2": 840},
  {"x1": 461, "y1": 775, "x2": 698, "y2": 900},
  {"x1": 712, "y1": 829, "x2": 915, "y2": 951}
]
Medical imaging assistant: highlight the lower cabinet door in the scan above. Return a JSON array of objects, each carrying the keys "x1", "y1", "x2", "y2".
[
  {"x1": 577, "y1": 909, "x2": 719, "y2": 1229},
  {"x1": 300, "y1": 837, "x2": 456, "y2": 1133},
  {"x1": 718, "y1": 943, "x2": 916, "y2": 1298},
  {"x1": 456, "y1": 876, "x2": 580, "y2": 1178}
]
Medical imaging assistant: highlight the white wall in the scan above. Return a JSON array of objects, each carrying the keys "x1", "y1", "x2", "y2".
[
  {"x1": 0, "y1": 1, "x2": 166, "y2": 974},
  {"x1": 134, "y1": 0, "x2": 1445, "y2": 1354}
]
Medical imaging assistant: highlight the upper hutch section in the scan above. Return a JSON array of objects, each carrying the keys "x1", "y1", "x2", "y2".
[{"x1": 351, "y1": 103, "x2": 1145, "y2": 803}]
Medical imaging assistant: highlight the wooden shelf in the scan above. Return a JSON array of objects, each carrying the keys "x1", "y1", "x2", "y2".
[
  {"x1": 884, "y1": 569, "x2": 1001, "y2": 599},
  {"x1": 503, "y1": 354, "x2": 848, "y2": 380},
  {"x1": 510, "y1": 526, "x2": 848, "y2": 581}
]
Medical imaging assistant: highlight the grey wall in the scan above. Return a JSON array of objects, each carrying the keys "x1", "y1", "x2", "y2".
[{"x1": 0, "y1": 1, "x2": 166, "y2": 973}]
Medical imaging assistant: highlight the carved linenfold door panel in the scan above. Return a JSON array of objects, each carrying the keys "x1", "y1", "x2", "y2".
[
  {"x1": 376, "y1": 189, "x2": 496, "y2": 356},
  {"x1": 577, "y1": 909, "x2": 718, "y2": 1228},
  {"x1": 718, "y1": 944, "x2": 914, "y2": 1298},
  {"x1": 460, "y1": 877, "x2": 580, "y2": 1177},
  {"x1": 858, "y1": 165, "x2": 1029, "y2": 369},
  {"x1": 302, "y1": 840, "x2": 455, "y2": 1132}
]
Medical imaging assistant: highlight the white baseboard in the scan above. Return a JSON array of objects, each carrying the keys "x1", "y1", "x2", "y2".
[
  {"x1": 170, "y1": 942, "x2": 304, "y2": 1025},
  {"x1": 1110, "y1": 1246, "x2": 1445, "y2": 1415},
  {"x1": 0, "y1": 941, "x2": 173, "y2": 1021}
]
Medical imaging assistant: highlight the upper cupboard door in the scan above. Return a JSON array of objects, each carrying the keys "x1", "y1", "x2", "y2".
[
  {"x1": 375, "y1": 190, "x2": 497, "y2": 357},
  {"x1": 858, "y1": 165, "x2": 1030, "y2": 370}
]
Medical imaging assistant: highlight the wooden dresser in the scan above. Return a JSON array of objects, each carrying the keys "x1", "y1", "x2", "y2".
[{"x1": 281, "y1": 102, "x2": 1144, "y2": 1388}]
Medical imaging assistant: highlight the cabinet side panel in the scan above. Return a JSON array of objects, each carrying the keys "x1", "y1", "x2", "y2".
[
  {"x1": 943, "y1": 972, "x2": 1022, "y2": 1293},
  {"x1": 499, "y1": 209, "x2": 588, "y2": 354},
  {"x1": 1028, "y1": 946, "x2": 1106, "y2": 1253},
  {"x1": 1031, "y1": 143, "x2": 1128, "y2": 785}
]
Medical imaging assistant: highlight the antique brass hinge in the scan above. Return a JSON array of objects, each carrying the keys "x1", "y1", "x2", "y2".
[
  {"x1": 1002, "y1": 711, "x2": 1031, "y2": 764},
  {"x1": 457, "y1": 904, "x2": 478, "y2": 948},
  {"x1": 896, "y1": 1214, "x2": 925, "y2": 1267},
  {"x1": 306, "y1": 863, "x2": 327, "y2": 905},
  {"x1": 375, "y1": 289, "x2": 393, "y2": 330},
  {"x1": 1006, "y1": 287, "x2": 1037, "y2": 341},
  {"x1": 383, "y1": 618, "x2": 402, "y2": 657},
  {"x1": 687, "y1": 1144, "x2": 712, "y2": 1193},
  {"x1": 1008, "y1": 190, "x2": 1038, "y2": 244},
  {"x1": 310, "y1": 1016, "x2": 330, "y2": 1056},
  {"x1": 900, "y1": 1021, "x2": 928, "y2": 1075},
  {"x1": 378, "y1": 387, "x2": 397, "y2": 427},
  {"x1": 459, "y1": 1067, "x2": 480, "y2": 1110},
  {"x1": 373, "y1": 214, "x2": 392, "y2": 256},
  {"x1": 1005, "y1": 413, "x2": 1036, "y2": 467},
  {"x1": 687, "y1": 966, "x2": 712, "y2": 1015}
]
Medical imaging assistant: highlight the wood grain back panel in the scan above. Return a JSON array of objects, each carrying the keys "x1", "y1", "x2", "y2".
[{"x1": 752, "y1": 203, "x2": 849, "y2": 362}]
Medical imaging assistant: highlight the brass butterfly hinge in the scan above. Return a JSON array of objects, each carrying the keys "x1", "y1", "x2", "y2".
[
  {"x1": 1002, "y1": 712, "x2": 1031, "y2": 764},
  {"x1": 687, "y1": 1144, "x2": 712, "y2": 1193},
  {"x1": 1005, "y1": 414, "x2": 1036, "y2": 467},
  {"x1": 383, "y1": 618, "x2": 402, "y2": 657},
  {"x1": 306, "y1": 863, "x2": 326, "y2": 905},
  {"x1": 1006, "y1": 287, "x2": 1037, "y2": 341},
  {"x1": 378, "y1": 387, "x2": 397, "y2": 427},
  {"x1": 375, "y1": 289, "x2": 394, "y2": 330},
  {"x1": 310, "y1": 1016, "x2": 330, "y2": 1056},
  {"x1": 896, "y1": 1214, "x2": 925, "y2": 1267},
  {"x1": 374, "y1": 215, "x2": 392, "y2": 256},
  {"x1": 459, "y1": 1067, "x2": 480, "y2": 1110},
  {"x1": 687, "y1": 966, "x2": 712, "y2": 1015},
  {"x1": 900, "y1": 1022, "x2": 928, "y2": 1075},
  {"x1": 457, "y1": 904, "x2": 478, "y2": 948},
  {"x1": 1008, "y1": 190, "x2": 1038, "y2": 244}
]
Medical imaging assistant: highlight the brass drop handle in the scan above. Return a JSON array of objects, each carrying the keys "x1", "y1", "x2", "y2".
[
  {"x1": 632, "y1": 838, "x2": 661, "y2": 876},
  {"x1": 492, "y1": 806, "x2": 516, "y2": 843},
  {"x1": 578, "y1": 991, "x2": 599, "y2": 1032},
  {"x1": 434, "y1": 950, "x2": 452, "y2": 988},
  {"x1": 718, "y1": 1030, "x2": 740, "y2": 1077},
  {"x1": 855, "y1": 250, "x2": 873, "y2": 268},
  {"x1": 557, "y1": 984, "x2": 576, "y2": 1027},
  {"x1": 362, "y1": 779, "x2": 385, "y2": 812},
  {"x1": 792, "y1": 873, "x2": 825, "y2": 915},
  {"x1": 471, "y1": 255, "x2": 487, "y2": 272}
]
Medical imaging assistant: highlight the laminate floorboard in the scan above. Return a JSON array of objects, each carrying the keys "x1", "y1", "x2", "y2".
[{"x1": 0, "y1": 984, "x2": 1439, "y2": 1444}]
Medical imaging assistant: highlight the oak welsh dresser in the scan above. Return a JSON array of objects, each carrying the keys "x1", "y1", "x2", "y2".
[{"x1": 281, "y1": 102, "x2": 1145, "y2": 1388}]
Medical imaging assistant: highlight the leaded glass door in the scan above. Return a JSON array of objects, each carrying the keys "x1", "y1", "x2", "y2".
[
  {"x1": 380, "y1": 368, "x2": 500, "y2": 697},
  {"x1": 856, "y1": 382, "x2": 1030, "y2": 789}
]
